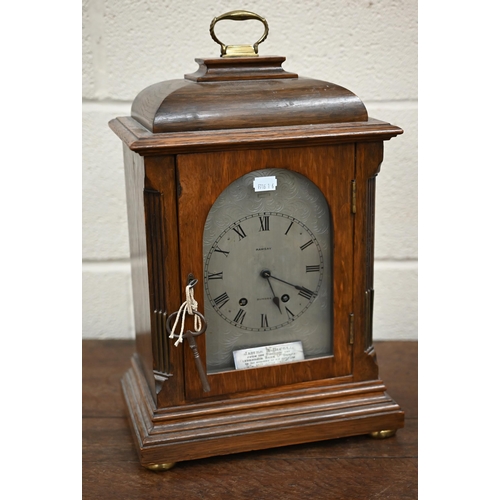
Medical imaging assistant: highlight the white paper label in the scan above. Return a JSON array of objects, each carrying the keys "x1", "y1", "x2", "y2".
[
  {"x1": 253, "y1": 176, "x2": 277, "y2": 192},
  {"x1": 233, "y1": 341, "x2": 304, "y2": 370}
]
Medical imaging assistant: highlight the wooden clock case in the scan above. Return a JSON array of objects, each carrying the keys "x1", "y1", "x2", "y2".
[{"x1": 109, "y1": 55, "x2": 404, "y2": 468}]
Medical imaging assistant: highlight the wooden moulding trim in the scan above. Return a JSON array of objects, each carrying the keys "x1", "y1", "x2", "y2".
[
  {"x1": 109, "y1": 117, "x2": 403, "y2": 155},
  {"x1": 152, "y1": 378, "x2": 386, "y2": 420},
  {"x1": 122, "y1": 353, "x2": 403, "y2": 460},
  {"x1": 145, "y1": 401, "x2": 402, "y2": 446},
  {"x1": 184, "y1": 56, "x2": 299, "y2": 82},
  {"x1": 140, "y1": 411, "x2": 404, "y2": 464},
  {"x1": 148, "y1": 396, "x2": 396, "y2": 438},
  {"x1": 126, "y1": 351, "x2": 395, "y2": 426},
  {"x1": 121, "y1": 368, "x2": 151, "y2": 446},
  {"x1": 128, "y1": 354, "x2": 157, "y2": 424}
]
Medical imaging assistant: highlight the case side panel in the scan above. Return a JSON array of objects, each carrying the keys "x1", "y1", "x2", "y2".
[
  {"x1": 144, "y1": 155, "x2": 186, "y2": 407},
  {"x1": 365, "y1": 176, "x2": 376, "y2": 350},
  {"x1": 352, "y1": 141, "x2": 384, "y2": 381},
  {"x1": 123, "y1": 145, "x2": 156, "y2": 398},
  {"x1": 143, "y1": 188, "x2": 170, "y2": 375}
]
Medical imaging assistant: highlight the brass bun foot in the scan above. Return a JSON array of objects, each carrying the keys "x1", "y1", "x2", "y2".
[
  {"x1": 369, "y1": 429, "x2": 397, "y2": 439},
  {"x1": 145, "y1": 462, "x2": 177, "y2": 471}
]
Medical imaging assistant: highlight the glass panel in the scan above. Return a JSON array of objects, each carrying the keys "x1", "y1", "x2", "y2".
[{"x1": 203, "y1": 168, "x2": 332, "y2": 373}]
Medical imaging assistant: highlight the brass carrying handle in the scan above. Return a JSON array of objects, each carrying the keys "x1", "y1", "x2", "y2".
[{"x1": 210, "y1": 10, "x2": 269, "y2": 58}]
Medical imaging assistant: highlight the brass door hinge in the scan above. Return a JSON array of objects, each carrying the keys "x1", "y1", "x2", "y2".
[
  {"x1": 349, "y1": 313, "x2": 354, "y2": 345},
  {"x1": 351, "y1": 180, "x2": 357, "y2": 214}
]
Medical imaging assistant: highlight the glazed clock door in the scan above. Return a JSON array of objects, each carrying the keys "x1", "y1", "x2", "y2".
[
  {"x1": 176, "y1": 146, "x2": 354, "y2": 399},
  {"x1": 203, "y1": 168, "x2": 332, "y2": 369}
]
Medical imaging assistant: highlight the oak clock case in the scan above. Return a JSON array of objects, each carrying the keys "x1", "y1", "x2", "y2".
[{"x1": 109, "y1": 10, "x2": 405, "y2": 470}]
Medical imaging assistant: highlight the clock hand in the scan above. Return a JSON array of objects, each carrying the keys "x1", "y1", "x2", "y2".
[
  {"x1": 261, "y1": 270, "x2": 317, "y2": 297},
  {"x1": 265, "y1": 276, "x2": 282, "y2": 314}
]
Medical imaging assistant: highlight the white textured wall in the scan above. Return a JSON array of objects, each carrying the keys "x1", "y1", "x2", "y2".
[{"x1": 82, "y1": 0, "x2": 417, "y2": 340}]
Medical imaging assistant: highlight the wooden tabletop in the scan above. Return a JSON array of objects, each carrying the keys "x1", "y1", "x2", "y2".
[{"x1": 83, "y1": 340, "x2": 417, "y2": 499}]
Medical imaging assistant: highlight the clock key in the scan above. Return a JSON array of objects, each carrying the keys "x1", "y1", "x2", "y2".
[
  {"x1": 184, "y1": 330, "x2": 211, "y2": 393},
  {"x1": 166, "y1": 308, "x2": 211, "y2": 393}
]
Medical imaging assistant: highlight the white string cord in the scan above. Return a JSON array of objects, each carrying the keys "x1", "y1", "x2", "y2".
[{"x1": 168, "y1": 283, "x2": 202, "y2": 346}]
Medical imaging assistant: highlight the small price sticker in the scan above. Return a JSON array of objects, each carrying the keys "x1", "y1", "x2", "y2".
[{"x1": 253, "y1": 176, "x2": 277, "y2": 192}]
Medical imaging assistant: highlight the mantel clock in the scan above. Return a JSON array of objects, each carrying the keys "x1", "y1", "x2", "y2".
[{"x1": 109, "y1": 11, "x2": 405, "y2": 470}]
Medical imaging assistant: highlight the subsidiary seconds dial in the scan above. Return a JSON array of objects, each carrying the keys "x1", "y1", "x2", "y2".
[{"x1": 204, "y1": 212, "x2": 324, "y2": 332}]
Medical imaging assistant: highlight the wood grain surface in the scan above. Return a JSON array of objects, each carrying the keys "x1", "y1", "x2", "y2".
[
  {"x1": 176, "y1": 145, "x2": 354, "y2": 398},
  {"x1": 82, "y1": 339, "x2": 417, "y2": 499},
  {"x1": 130, "y1": 56, "x2": 366, "y2": 133},
  {"x1": 109, "y1": 117, "x2": 402, "y2": 156}
]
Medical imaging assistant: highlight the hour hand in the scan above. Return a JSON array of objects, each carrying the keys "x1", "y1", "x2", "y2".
[
  {"x1": 271, "y1": 293, "x2": 282, "y2": 313},
  {"x1": 262, "y1": 272, "x2": 282, "y2": 313}
]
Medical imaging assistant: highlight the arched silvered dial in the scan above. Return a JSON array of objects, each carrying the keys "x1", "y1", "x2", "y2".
[{"x1": 203, "y1": 168, "x2": 333, "y2": 372}]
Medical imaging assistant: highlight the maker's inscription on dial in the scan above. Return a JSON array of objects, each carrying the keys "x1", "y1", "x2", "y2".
[{"x1": 233, "y1": 341, "x2": 304, "y2": 369}]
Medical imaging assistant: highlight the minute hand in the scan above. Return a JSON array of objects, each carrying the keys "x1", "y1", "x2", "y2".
[{"x1": 265, "y1": 272, "x2": 317, "y2": 296}]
